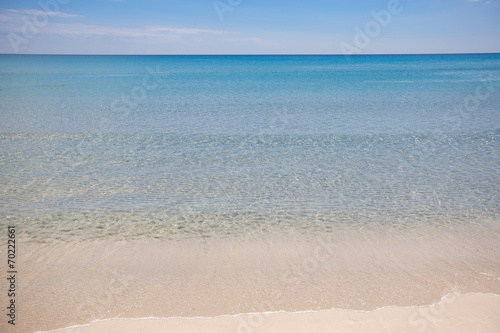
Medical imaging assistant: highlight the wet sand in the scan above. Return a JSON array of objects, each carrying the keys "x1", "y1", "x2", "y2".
[{"x1": 2, "y1": 224, "x2": 500, "y2": 333}]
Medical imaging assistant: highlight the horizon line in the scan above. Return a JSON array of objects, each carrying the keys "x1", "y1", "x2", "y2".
[{"x1": 1, "y1": 52, "x2": 500, "y2": 56}]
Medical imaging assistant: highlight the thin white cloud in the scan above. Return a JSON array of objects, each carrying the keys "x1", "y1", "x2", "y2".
[
  {"x1": 0, "y1": 8, "x2": 262, "y2": 54},
  {"x1": 5, "y1": 9, "x2": 83, "y2": 18},
  {"x1": 30, "y1": 23, "x2": 230, "y2": 38},
  {"x1": 0, "y1": 14, "x2": 15, "y2": 22},
  {"x1": 146, "y1": 26, "x2": 229, "y2": 35},
  {"x1": 0, "y1": 9, "x2": 229, "y2": 38},
  {"x1": 219, "y1": 37, "x2": 263, "y2": 44},
  {"x1": 466, "y1": 0, "x2": 492, "y2": 3}
]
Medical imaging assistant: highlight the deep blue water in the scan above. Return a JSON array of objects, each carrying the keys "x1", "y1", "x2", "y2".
[{"x1": 0, "y1": 54, "x2": 499, "y2": 240}]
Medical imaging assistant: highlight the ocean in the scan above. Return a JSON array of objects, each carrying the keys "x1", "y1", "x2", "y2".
[
  {"x1": 1, "y1": 54, "x2": 499, "y2": 240},
  {"x1": 0, "y1": 54, "x2": 499, "y2": 332}
]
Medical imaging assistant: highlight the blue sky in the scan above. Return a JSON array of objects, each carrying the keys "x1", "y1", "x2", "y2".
[{"x1": 0, "y1": 0, "x2": 499, "y2": 54}]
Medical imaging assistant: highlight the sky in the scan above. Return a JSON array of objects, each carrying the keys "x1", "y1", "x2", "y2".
[{"x1": 0, "y1": 0, "x2": 499, "y2": 54}]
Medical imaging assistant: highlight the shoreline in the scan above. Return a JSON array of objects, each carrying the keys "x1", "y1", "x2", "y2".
[{"x1": 39, "y1": 293, "x2": 500, "y2": 333}]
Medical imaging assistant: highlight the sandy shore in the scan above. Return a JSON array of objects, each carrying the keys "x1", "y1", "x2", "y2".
[
  {"x1": 2, "y1": 224, "x2": 499, "y2": 333},
  {"x1": 43, "y1": 293, "x2": 500, "y2": 333}
]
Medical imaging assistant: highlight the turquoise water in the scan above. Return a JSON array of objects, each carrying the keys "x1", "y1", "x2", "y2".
[{"x1": 1, "y1": 54, "x2": 499, "y2": 240}]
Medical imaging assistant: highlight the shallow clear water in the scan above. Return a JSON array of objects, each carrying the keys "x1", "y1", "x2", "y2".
[{"x1": 1, "y1": 54, "x2": 499, "y2": 241}]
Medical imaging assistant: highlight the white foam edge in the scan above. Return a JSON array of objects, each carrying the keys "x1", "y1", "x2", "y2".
[{"x1": 35, "y1": 292, "x2": 500, "y2": 333}]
